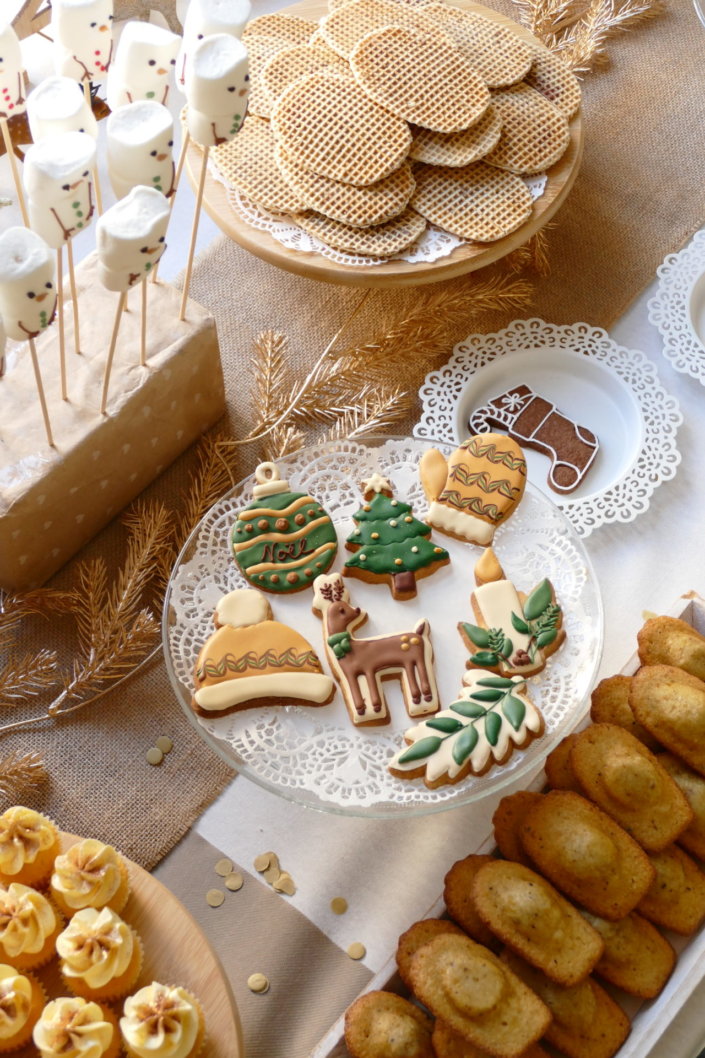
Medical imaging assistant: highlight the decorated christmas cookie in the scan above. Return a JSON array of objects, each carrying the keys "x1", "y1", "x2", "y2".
[
  {"x1": 419, "y1": 434, "x2": 526, "y2": 545},
  {"x1": 192, "y1": 588, "x2": 335, "y2": 715},
  {"x1": 458, "y1": 548, "x2": 565, "y2": 677},
  {"x1": 344, "y1": 473, "x2": 449, "y2": 600},
  {"x1": 231, "y1": 462, "x2": 338, "y2": 593},
  {"x1": 389, "y1": 669, "x2": 544, "y2": 787},
  {"x1": 312, "y1": 572, "x2": 440, "y2": 727}
]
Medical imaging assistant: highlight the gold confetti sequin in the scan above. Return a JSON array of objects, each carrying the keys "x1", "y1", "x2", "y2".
[
  {"x1": 331, "y1": 897, "x2": 348, "y2": 915},
  {"x1": 347, "y1": 942, "x2": 366, "y2": 960},
  {"x1": 247, "y1": 973, "x2": 270, "y2": 994},
  {"x1": 215, "y1": 858, "x2": 234, "y2": 877},
  {"x1": 146, "y1": 747, "x2": 163, "y2": 766},
  {"x1": 225, "y1": 872, "x2": 244, "y2": 892},
  {"x1": 272, "y1": 872, "x2": 296, "y2": 896},
  {"x1": 206, "y1": 889, "x2": 225, "y2": 908},
  {"x1": 254, "y1": 852, "x2": 276, "y2": 872},
  {"x1": 156, "y1": 735, "x2": 173, "y2": 753}
]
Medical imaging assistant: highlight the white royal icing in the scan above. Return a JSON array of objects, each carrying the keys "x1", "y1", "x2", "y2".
[{"x1": 426, "y1": 500, "x2": 495, "y2": 545}]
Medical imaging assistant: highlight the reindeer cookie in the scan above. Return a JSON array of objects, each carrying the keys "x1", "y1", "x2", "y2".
[
  {"x1": 192, "y1": 588, "x2": 335, "y2": 715},
  {"x1": 312, "y1": 573, "x2": 440, "y2": 727},
  {"x1": 419, "y1": 434, "x2": 526, "y2": 546},
  {"x1": 458, "y1": 548, "x2": 565, "y2": 678}
]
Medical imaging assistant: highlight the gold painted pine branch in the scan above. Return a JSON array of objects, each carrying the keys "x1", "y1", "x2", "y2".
[
  {"x1": 0, "y1": 751, "x2": 47, "y2": 800},
  {"x1": 0, "y1": 650, "x2": 58, "y2": 705}
]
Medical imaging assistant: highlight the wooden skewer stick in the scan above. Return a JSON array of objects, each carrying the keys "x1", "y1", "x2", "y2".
[
  {"x1": 100, "y1": 291, "x2": 127, "y2": 415},
  {"x1": 140, "y1": 277, "x2": 147, "y2": 366},
  {"x1": 28, "y1": 337, "x2": 54, "y2": 447},
  {"x1": 179, "y1": 143, "x2": 209, "y2": 322},
  {"x1": 152, "y1": 130, "x2": 191, "y2": 285},
  {"x1": 1, "y1": 117, "x2": 29, "y2": 226},
  {"x1": 56, "y1": 247, "x2": 67, "y2": 400},
  {"x1": 66, "y1": 239, "x2": 82, "y2": 354}
]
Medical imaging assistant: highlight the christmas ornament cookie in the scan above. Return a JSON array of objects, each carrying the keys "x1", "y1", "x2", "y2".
[
  {"x1": 469, "y1": 384, "x2": 599, "y2": 495},
  {"x1": 192, "y1": 588, "x2": 335, "y2": 715},
  {"x1": 389, "y1": 669, "x2": 543, "y2": 787},
  {"x1": 419, "y1": 434, "x2": 527, "y2": 546},
  {"x1": 231, "y1": 462, "x2": 338, "y2": 594},
  {"x1": 312, "y1": 572, "x2": 440, "y2": 726},
  {"x1": 458, "y1": 548, "x2": 565, "y2": 677},
  {"x1": 343, "y1": 473, "x2": 449, "y2": 600}
]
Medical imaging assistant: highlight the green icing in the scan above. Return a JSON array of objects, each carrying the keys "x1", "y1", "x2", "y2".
[{"x1": 344, "y1": 491, "x2": 448, "y2": 579}]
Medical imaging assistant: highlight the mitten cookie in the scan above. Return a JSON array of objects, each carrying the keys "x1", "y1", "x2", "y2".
[
  {"x1": 231, "y1": 461, "x2": 338, "y2": 593},
  {"x1": 458, "y1": 547, "x2": 565, "y2": 677},
  {"x1": 419, "y1": 434, "x2": 526, "y2": 546},
  {"x1": 344, "y1": 473, "x2": 449, "y2": 600},
  {"x1": 469, "y1": 384, "x2": 599, "y2": 495}
]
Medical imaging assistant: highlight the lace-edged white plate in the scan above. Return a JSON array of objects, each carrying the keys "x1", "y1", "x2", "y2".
[
  {"x1": 413, "y1": 319, "x2": 682, "y2": 538},
  {"x1": 648, "y1": 230, "x2": 705, "y2": 383},
  {"x1": 163, "y1": 437, "x2": 603, "y2": 817}
]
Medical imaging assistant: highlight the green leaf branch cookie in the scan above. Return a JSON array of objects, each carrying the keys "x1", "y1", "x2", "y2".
[
  {"x1": 389, "y1": 670, "x2": 544, "y2": 787},
  {"x1": 458, "y1": 547, "x2": 565, "y2": 677}
]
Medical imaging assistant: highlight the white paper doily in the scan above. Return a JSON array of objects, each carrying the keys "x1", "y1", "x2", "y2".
[
  {"x1": 163, "y1": 437, "x2": 603, "y2": 816},
  {"x1": 413, "y1": 319, "x2": 682, "y2": 538},
  {"x1": 648, "y1": 230, "x2": 705, "y2": 384}
]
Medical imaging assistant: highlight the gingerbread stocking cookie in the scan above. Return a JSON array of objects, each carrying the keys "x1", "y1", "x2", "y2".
[
  {"x1": 469, "y1": 385, "x2": 599, "y2": 495},
  {"x1": 458, "y1": 547, "x2": 565, "y2": 677}
]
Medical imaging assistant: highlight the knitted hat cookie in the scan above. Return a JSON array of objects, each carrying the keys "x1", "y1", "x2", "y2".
[
  {"x1": 343, "y1": 473, "x2": 449, "y2": 600},
  {"x1": 231, "y1": 462, "x2": 338, "y2": 594},
  {"x1": 192, "y1": 589, "x2": 335, "y2": 715}
]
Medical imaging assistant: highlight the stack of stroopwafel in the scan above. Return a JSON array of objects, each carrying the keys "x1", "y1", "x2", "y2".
[{"x1": 211, "y1": 0, "x2": 581, "y2": 259}]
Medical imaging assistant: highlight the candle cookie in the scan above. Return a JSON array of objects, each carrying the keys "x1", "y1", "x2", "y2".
[{"x1": 231, "y1": 462, "x2": 338, "y2": 594}]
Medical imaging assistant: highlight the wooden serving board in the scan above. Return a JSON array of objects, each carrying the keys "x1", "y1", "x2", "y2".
[
  {"x1": 187, "y1": 0, "x2": 584, "y2": 288},
  {"x1": 16, "y1": 833, "x2": 243, "y2": 1058}
]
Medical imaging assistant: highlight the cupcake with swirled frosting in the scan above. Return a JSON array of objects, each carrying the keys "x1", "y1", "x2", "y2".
[
  {"x1": 120, "y1": 982, "x2": 205, "y2": 1058},
  {"x1": 33, "y1": 996, "x2": 121, "y2": 1058},
  {"x1": 0, "y1": 807, "x2": 59, "y2": 889},
  {"x1": 51, "y1": 840, "x2": 130, "y2": 917},
  {"x1": 0, "y1": 883, "x2": 62, "y2": 971},
  {"x1": 0, "y1": 963, "x2": 46, "y2": 1053},
  {"x1": 57, "y1": 907, "x2": 143, "y2": 1002}
]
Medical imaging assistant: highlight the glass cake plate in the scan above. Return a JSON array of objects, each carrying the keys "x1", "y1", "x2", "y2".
[{"x1": 162, "y1": 437, "x2": 603, "y2": 817}]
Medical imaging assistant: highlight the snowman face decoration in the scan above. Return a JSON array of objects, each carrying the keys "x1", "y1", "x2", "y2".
[
  {"x1": 176, "y1": 0, "x2": 251, "y2": 89},
  {"x1": 107, "y1": 101, "x2": 175, "y2": 199},
  {"x1": 52, "y1": 0, "x2": 114, "y2": 81},
  {"x1": 185, "y1": 35, "x2": 249, "y2": 147},
  {"x1": 27, "y1": 76, "x2": 98, "y2": 141},
  {"x1": 0, "y1": 228, "x2": 57, "y2": 342},
  {"x1": 24, "y1": 131, "x2": 97, "y2": 248},
  {"x1": 106, "y1": 22, "x2": 180, "y2": 110},
  {"x1": 0, "y1": 23, "x2": 25, "y2": 118},
  {"x1": 96, "y1": 185, "x2": 171, "y2": 291}
]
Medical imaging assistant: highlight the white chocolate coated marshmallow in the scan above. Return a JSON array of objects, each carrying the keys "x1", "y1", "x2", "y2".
[
  {"x1": 0, "y1": 23, "x2": 26, "y2": 118},
  {"x1": 0, "y1": 228, "x2": 57, "y2": 342},
  {"x1": 185, "y1": 34, "x2": 249, "y2": 147},
  {"x1": 52, "y1": 0, "x2": 114, "y2": 82},
  {"x1": 107, "y1": 101, "x2": 175, "y2": 199},
  {"x1": 27, "y1": 76, "x2": 98, "y2": 141},
  {"x1": 24, "y1": 131, "x2": 96, "y2": 248},
  {"x1": 106, "y1": 21, "x2": 180, "y2": 111},
  {"x1": 176, "y1": 0, "x2": 252, "y2": 90},
  {"x1": 96, "y1": 185, "x2": 170, "y2": 292}
]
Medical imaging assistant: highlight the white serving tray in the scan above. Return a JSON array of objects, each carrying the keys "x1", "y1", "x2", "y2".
[{"x1": 311, "y1": 592, "x2": 705, "y2": 1058}]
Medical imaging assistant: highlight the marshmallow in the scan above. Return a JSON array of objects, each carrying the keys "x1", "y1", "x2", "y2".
[
  {"x1": 23, "y1": 131, "x2": 97, "y2": 249},
  {"x1": 107, "y1": 101, "x2": 175, "y2": 199},
  {"x1": 0, "y1": 23, "x2": 26, "y2": 119},
  {"x1": 0, "y1": 228, "x2": 57, "y2": 342},
  {"x1": 184, "y1": 34, "x2": 248, "y2": 147},
  {"x1": 106, "y1": 22, "x2": 181, "y2": 111},
  {"x1": 176, "y1": 0, "x2": 251, "y2": 90},
  {"x1": 52, "y1": 0, "x2": 114, "y2": 82},
  {"x1": 96, "y1": 186, "x2": 170, "y2": 292},
  {"x1": 27, "y1": 76, "x2": 98, "y2": 142}
]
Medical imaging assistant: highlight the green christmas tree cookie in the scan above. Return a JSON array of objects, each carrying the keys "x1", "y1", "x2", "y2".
[{"x1": 343, "y1": 473, "x2": 450, "y2": 600}]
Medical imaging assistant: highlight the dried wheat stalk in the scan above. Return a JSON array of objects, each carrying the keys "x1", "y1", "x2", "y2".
[
  {"x1": 0, "y1": 751, "x2": 47, "y2": 800},
  {"x1": 541, "y1": 0, "x2": 663, "y2": 71}
]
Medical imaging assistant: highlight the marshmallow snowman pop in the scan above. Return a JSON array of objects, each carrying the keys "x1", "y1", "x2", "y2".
[
  {"x1": 0, "y1": 228, "x2": 57, "y2": 446},
  {"x1": 106, "y1": 21, "x2": 180, "y2": 111},
  {"x1": 23, "y1": 131, "x2": 97, "y2": 396},
  {"x1": 51, "y1": 0, "x2": 114, "y2": 85},
  {"x1": 27, "y1": 76, "x2": 103, "y2": 347},
  {"x1": 0, "y1": 23, "x2": 29, "y2": 226},
  {"x1": 180, "y1": 34, "x2": 248, "y2": 320},
  {"x1": 175, "y1": 0, "x2": 251, "y2": 92},
  {"x1": 96, "y1": 186, "x2": 170, "y2": 413},
  {"x1": 106, "y1": 102, "x2": 175, "y2": 360}
]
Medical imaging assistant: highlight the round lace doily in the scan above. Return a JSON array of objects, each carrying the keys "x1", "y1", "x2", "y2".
[
  {"x1": 163, "y1": 437, "x2": 603, "y2": 816},
  {"x1": 648, "y1": 231, "x2": 705, "y2": 383},
  {"x1": 414, "y1": 319, "x2": 682, "y2": 538}
]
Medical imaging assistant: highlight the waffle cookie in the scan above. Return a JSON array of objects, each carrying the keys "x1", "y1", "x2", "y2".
[
  {"x1": 409, "y1": 107, "x2": 503, "y2": 167},
  {"x1": 411, "y1": 162, "x2": 533, "y2": 242},
  {"x1": 320, "y1": 0, "x2": 454, "y2": 59},
  {"x1": 423, "y1": 3, "x2": 534, "y2": 86},
  {"x1": 262, "y1": 40, "x2": 348, "y2": 102},
  {"x1": 486, "y1": 83, "x2": 570, "y2": 174},
  {"x1": 213, "y1": 118, "x2": 307, "y2": 214},
  {"x1": 242, "y1": 13, "x2": 316, "y2": 46},
  {"x1": 525, "y1": 47, "x2": 582, "y2": 117},
  {"x1": 294, "y1": 206, "x2": 425, "y2": 256}
]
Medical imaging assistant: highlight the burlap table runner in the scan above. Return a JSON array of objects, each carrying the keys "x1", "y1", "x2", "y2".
[{"x1": 5, "y1": 0, "x2": 704, "y2": 871}]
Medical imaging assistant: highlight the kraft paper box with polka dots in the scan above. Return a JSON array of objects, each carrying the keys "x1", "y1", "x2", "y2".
[{"x1": 0, "y1": 251, "x2": 224, "y2": 590}]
